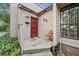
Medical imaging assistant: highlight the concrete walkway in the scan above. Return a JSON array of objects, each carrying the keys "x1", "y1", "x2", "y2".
[
  {"x1": 23, "y1": 48, "x2": 53, "y2": 56},
  {"x1": 21, "y1": 37, "x2": 53, "y2": 56},
  {"x1": 23, "y1": 51, "x2": 53, "y2": 56}
]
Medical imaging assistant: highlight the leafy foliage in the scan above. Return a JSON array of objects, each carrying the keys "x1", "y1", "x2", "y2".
[
  {"x1": 0, "y1": 33, "x2": 21, "y2": 56},
  {"x1": 0, "y1": 24, "x2": 9, "y2": 31},
  {"x1": 0, "y1": 11, "x2": 10, "y2": 24},
  {"x1": 0, "y1": 3, "x2": 10, "y2": 31},
  {"x1": 0, "y1": 3, "x2": 10, "y2": 24}
]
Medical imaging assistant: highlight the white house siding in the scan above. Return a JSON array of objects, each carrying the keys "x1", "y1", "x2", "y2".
[
  {"x1": 10, "y1": 3, "x2": 18, "y2": 38},
  {"x1": 53, "y1": 3, "x2": 60, "y2": 46},
  {"x1": 38, "y1": 9, "x2": 53, "y2": 39}
]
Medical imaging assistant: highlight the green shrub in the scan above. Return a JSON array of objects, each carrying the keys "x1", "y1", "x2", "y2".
[{"x1": 0, "y1": 33, "x2": 21, "y2": 56}]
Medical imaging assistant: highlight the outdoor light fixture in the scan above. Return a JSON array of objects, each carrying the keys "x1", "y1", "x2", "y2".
[
  {"x1": 25, "y1": 16, "x2": 30, "y2": 27},
  {"x1": 43, "y1": 18, "x2": 47, "y2": 23},
  {"x1": 25, "y1": 16, "x2": 29, "y2": 19},
  {"x1": 25, "y1": 21, "x2": 29, "y2": 27},
  {"x1": 18, "y1": 4, "x2": 22, "y2": 8}
]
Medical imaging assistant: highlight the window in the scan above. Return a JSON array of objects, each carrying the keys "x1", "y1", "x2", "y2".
[
  {"x1": 60, "y1": 4, "x2": 79, "y2": 40},
  {"x1": 69, "y1": 25, "x2": 77, "y2": 39}
]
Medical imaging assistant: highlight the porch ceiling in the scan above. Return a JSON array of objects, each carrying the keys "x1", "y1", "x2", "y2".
[
  {"x1": 18, "y1": 3, "x2": 53, "y2": 16},
  {"x1": 21, "y1": 3, "x2": 44, "y2": 13},
  {"x1": 57, "y1": 3, "x2": 70, "y2": 9}
]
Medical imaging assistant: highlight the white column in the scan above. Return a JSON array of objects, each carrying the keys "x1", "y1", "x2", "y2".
[
  {"x1": 10, "y1": 3, "x2": 18, "y2": 38},
  {"x1": 53, "y1": 3, "x2": 60, "y2": 46},
  {"x1": 53, "y1": 3, "x2": 57, "y2": 46}
]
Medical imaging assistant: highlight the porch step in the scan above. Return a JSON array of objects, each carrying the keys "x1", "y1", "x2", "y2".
[{"x1": 22, "y1": 48, "x2": 53, "y2": 56}]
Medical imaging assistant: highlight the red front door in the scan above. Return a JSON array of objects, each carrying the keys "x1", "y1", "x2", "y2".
[{"x1": 31, "y1": 17, "x2": 38, "y2": 38}]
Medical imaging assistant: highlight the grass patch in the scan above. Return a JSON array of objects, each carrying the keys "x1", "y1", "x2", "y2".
[{"x1": 0, "y1": 33, "x2": 21, "y2": 56}]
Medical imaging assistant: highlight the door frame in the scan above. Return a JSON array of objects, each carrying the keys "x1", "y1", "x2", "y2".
[{"x1": 31, "y1": 16, "x2": 38, "y2": 38}]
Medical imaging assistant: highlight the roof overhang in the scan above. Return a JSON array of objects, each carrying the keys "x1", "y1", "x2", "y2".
[
  {"x1": 21, "y1": 3, "x2": 43, "y2": 13},
  {"x1": 38, "y1": 5, "x2": 53, "y2": 16},
  {"x1": 18, "y1": 4, "x2": 53, "y2": 17},
  {"x1": 18, "y1": 4, "x2": 38, "y2": 16}
]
